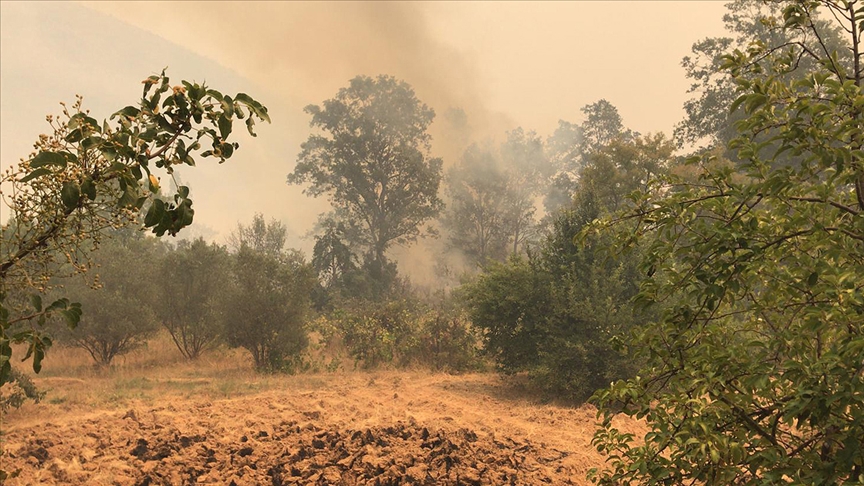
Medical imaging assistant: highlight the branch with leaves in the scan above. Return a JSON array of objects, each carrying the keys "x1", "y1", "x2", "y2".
[{"x1": 0, "y1": 69, "x2": 269, "y2": 383}]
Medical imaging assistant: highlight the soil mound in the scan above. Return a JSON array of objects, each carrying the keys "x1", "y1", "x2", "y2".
[
  {"x1": 6, "y1": 416, "x2": 576, "y2": 485},
  {"x1": 2, "y1": 372, "x2": 642, "y2": 485}
]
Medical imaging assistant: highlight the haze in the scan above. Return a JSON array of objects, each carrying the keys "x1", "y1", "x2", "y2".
[{"x1": 0, "y1": 1, "x2": 727, "y2": 260}]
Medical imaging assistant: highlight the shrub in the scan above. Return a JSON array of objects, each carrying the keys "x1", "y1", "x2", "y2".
[{"x1": 0, "y1": 367, "x2": 45, "y2": 412}]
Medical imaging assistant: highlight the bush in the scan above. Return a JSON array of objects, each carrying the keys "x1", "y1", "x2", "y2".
[
  {"x1": 0, "y1": 367, "x2": 45, "y2": 412},
  {"x1": 403, "y1": 306, "x2": 483, "y2": 373},
  {"x1": 221, "y1": 247, "x2": 314, "y2": 372},
  {"x1": 321, "y1": 296, "x2": 482, "y2": 372},
  {"x1": 60, "y1": 232, "x2": 163, "y2": 367},
  {"x1": 157, "y1": 238, "x2": 230, "y2": 360},
  {"x1": 461, "y1": 206, "x2": 647, "y2": 401}
]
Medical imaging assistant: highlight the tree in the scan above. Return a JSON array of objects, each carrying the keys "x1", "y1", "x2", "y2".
[
  {"x1": 156, "y1": 238, "x2": 230, "y2": 360},
  {"x1": 675, "y1": 0, "x2": 848, "y2": 150},
  {"x1": 499, "y1": 128, "x2": 551, "y2": 255},
  {"x1": 61, "y1": 231, "x2": 164, "y2": 366},
  {"x1": 461, "y1": 134, "x2": 670, "y2": 400},
  {"x1": 0, "y1": 70, "x2": 269, "y2": 382},
  {"x1": 545, "y1": 100, "x2": 633, "y2": 214},
  {"x1": 591, "y1": 1, "x2": 864, "y2": 482},
  {"x1": 221, "y1": 216, "x2": 314, "y2": 372},
  {"x1": 579, "y1": 99, "x2": 631, "y2": 153},
  {"x1": 227, "y1": 213, "x2": 287, "y2": 256},
  {"x1": 442, "y1": 144, "x2": 513, "y2": 266},
  {"x1": 442, "y1": 128, "x2": 551, "y2": 266},
  {"x1": 288, "y1": 75, "x2": 443, "y2": 287}
]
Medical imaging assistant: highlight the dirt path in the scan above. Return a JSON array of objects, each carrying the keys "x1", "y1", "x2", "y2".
[{"x1": 1, "y1": 372, "x2": 644, "y2": 485}]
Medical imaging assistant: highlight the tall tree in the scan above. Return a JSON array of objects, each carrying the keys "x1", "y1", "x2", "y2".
[
  {"x1": 288, "y1": 75, "x2": 443, "y2": 286},
  {"x1": 442, "y1": 144, "x2": 513, "y2": 267},
  {"x1": 461, "y1": 133, "x2": 670, "y2": 400},
  {"x1": 443, "y1": 128, "x2": 551, "y2": 266},
  {"x1": 591, "y1": 1, "x2": 864, "y2": 482},
  {"x1": 227, "y1": 213, "x2": 287, "y2": 256},
  {"x1": 675, "y1": 0, "x2": 849, "y2": 150},
  {"x1": 499, "y1": 128, "x2": 551, "y2": 255},
  {"x1": 545, "y1": 100, "x2": 633, "y2": 214}
]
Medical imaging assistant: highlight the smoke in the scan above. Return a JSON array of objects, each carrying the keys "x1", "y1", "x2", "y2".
[{"x1": 78, "y1": 2, "x2": 517, "y2": 285}]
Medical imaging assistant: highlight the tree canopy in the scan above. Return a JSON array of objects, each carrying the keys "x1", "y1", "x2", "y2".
[
  {"x1": 289, "y1": 75, "x2": 443, "y2": 287},
  {"x1": 591, "y1": 1, "x2": 864, "y2": 482}
]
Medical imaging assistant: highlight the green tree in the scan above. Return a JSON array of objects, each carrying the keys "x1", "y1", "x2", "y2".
[
  {"x1": 157, "y1": 237, "x2": 230, "y2": 360},
  {"x1": 227, "y1": 213, "x2": 287, "y2": 256},
  {"x1": 591, "y1": 1, "x2": 864, "y2": 482},
  {"x1": 288, "y1": 75, "x2": 444, "y2": 288},
  {"x1": 499, "y1": 128, "x2": 551, "y2": 254},
  {"x1": 221, "y1": 216, "x2": 314, "y2": 372},
  {"x1": 0, "y1": 70, "x2": 269, "y2": 382},
  {"x1": 60, "y1": 232, "x2": 164, "y2": 367},
  {"x1": 545, "y1": 100, "x2": 634, "y2": 214},
  {"x1": 461, "y1": 134, "x2": 670, "y2": 400},
  {"x1": 675, "y1": 0, "x2": 848, "y2": 150}
]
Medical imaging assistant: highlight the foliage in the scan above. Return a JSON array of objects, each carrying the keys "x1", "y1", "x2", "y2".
[
  {"x1": 461, "y1": 133, "x2": 671, "y2": 401},
  {"x1": 60, "y1": 231, "x2": 164, "y2": 366},
  {"x1": 289, "y1": 75, "x2": 443, "y2": 289},
  {"x1": 460, "y1": 256, "x2": 550, "y2": 375},
  {"x1": 0, "y1": 70, "x2": 269, "y2": 382},
  {"x1": 156, "y1": 237, "x2": 230, "y2": 360},
  {"x1": 327, "y1": 295, "x2": 481, "y2": 372},
  {"x1": 333, "y1": 299, "x2": 419, "y2": 369},
  {"x1": 442, "y1": 128, "x2": 551, "y2": 266},
  {"x1": 0, "y1": 367, "x2": 45, "y2": 412},
  {"x1": 308, "y1": 215, "x2": 393, "y2": 306},
  {"x1": 221, "y1": 218, "x2": 314, "y2": 372},
  {"x1": 545, "y1": 100, "x2": 634, "y2": 213},
  {"x1": 591, "y1": 1, "x2": 864, "y2": 482},
  {"x1": 675, "y1": 0, "x2": 848, "y2": 150},
  {"x1": 404, "y1": 303, "x2": 482, "y2": 373},
  {"x1": 442, "y1": 144, "x2": 516, "y2": 266},
  {"x1": 227, "y1": 213, "x2": 287, "y2": 256}
]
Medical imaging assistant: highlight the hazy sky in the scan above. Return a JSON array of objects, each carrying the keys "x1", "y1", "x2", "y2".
[{"x1": 1, "y1": 1, "x2": 728, "y2": 255}]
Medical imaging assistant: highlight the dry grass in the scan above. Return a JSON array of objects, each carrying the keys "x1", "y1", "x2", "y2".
[
  {"x1": 1, "y1": 333, "x2": 647, "y2": 485},
  {"x1": 6, "y1": 332, "x2": 280, "y2": 417}
]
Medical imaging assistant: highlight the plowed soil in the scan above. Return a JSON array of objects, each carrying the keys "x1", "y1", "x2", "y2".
[{"x1": 1, "y1": 372, "x2": 645, "y2": 485}]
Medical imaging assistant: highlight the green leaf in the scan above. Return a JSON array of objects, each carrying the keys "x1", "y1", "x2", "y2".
[
  {"x1": 246, "y1": 116, "x2": 257, "y2": 137},
  {"x1": 65, "y1": 128, "x2": 84, "y2": 143},
  {"x1": 81, "y1": 176, "x2": 96, "y2": 200},
  {"x1": 144, "y1": 199, "x2": 166, "y2": 227},
  {"x1": 61, "y1": 181, "x2": 81, "y2": 210},
  {"x1": 60, "y1": 304, "x2": 82, "y2": 328},
  {"x1": 807, "y1": 272, "x2": 818, "y2": 287},
  {"x1": 29, "y1": 294, "x2": 42, "y2": 312},
  {"x1": 19, "y1": 167, "x2": 52, "y2": 183},
  {"x1": 235, "y1": 93, "x2": 271, "y2": 123},
  {"x1": 112, "y1": 106, "x2": 141, "y2": 120},
  {"x1": 218, "y1": 114, "x2": 232, "y2": 140},
  {"x1": 30, "y1": 151, "x2": 67, "y2": 168}
]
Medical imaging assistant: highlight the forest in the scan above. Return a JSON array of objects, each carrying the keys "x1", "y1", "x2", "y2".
[{"x1": 1, "y1": 0, "x2": 863, "y2": 484}]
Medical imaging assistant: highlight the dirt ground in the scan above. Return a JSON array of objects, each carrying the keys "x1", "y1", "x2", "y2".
[{"x1": 0, "y1": 343, "x2": 645, "y2": 485}]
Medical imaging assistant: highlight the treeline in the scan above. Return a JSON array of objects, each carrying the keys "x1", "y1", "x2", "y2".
[
  {"x1": 33, "y1": 92, "x2": 670, "y2": 398},
  {"x1": 40, "y1": 215, "x2": 482, "y2": 374}
]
